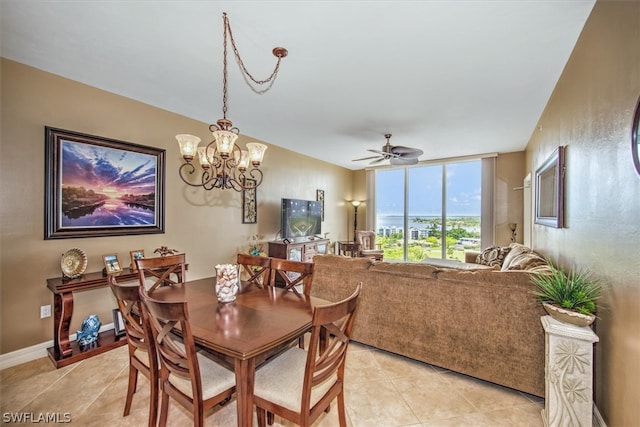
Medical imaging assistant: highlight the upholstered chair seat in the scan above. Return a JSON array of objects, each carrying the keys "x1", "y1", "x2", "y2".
[
  {"x1": 168, "y1": 351, "x2": 236, "y2": 400},
  {"x1": 254, "y1": 347, "x2": 337, "y2": 411}
]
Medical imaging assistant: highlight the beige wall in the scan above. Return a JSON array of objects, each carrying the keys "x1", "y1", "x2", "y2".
[
  {"x1": 525, "y1": 2, "x2": 640, "y2": 425},
  {"x1": 495, "y1": 152, "x2": 525, "y2": 246},
  {"x1": 0, "y1": 59, "x2": 353, "y2": 353}
]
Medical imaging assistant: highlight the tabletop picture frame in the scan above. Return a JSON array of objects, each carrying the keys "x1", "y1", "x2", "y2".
[
  {"x1": 112, "y1": 308, "x2": 125, "y2": 337},
  {"x1": 103, "y1": 254, "x2": 122, "y2": 274},
  {"x1": 129, "y1": 249, "x2": 145, "y2": 271},
  {"x1": 45, "y1": 127, "x2": 166, "y2": 239}
]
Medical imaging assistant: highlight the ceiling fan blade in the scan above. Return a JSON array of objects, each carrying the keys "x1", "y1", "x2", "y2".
[
  {"x1": 354, "y1": 133, "x2": 422, "y2": 166},
  {"x1": 352, "y1": 155, "x2": 380, "y2": 161},
  {"x1": 368, "y1": 149, "x2": 390, "y2": 156},
  {"x1": 391, "y1": 146, "x2": 424, "y2": 157},
  {"x1": 390, "y1": 157, "x2": 419, "y2": 166}
]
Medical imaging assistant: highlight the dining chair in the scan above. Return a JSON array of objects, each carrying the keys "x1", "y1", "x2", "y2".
[
  {"x1": 107, "y1": 275, "x2": 158, "y2": 427},
  {"x1": 139, "y1": 289, "x2": 236, "y2": 427},
  {"x1": 237, "y1": 253, "x2": 271, "y2": 288},
  {"x1": 253, "y1": 283, "x2": 362, "y2": 427},
  {"x1": 269, "y1": 258, "x2": 315, "y2": 296},
  {"x1": 269, "y1": 257, "x2": 315, "y2": 350},
  {"x1": 135, "y1": 253, "x2": 186, "y2": 291}
]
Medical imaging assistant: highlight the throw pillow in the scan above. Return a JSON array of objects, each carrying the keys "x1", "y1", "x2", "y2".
[
  {"x1": 500, "y1": 243, "x2": 531, "y2": 271},
  {"x1": 502, "y1": 251, "x2": 548, "y2": 271},
  {"x1": 475, "y1": 246, "x2": 511, "y2": 268}
]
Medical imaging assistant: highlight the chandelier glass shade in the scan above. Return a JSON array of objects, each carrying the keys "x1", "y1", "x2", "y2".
[{"x1": 176, "y1": 12, "x2": 286, "y2": 192}]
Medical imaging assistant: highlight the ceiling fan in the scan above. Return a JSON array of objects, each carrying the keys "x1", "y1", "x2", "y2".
[{"x1": 352, "y1": 133, "x2": 424, "y2": 165}]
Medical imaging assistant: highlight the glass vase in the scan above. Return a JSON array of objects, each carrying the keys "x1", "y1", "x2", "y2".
[{"x1": 215, "y1": 263, "x2": 240, "y2": 303}]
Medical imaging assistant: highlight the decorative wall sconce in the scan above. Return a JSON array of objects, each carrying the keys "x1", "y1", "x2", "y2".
[{"x1": 176, "y1": 12, "x2": 287, "y2": 192}]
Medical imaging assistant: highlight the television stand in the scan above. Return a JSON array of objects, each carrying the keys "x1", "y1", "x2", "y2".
[{"x1": 268, "y1": 238, "x2": 329, "y2": 262}]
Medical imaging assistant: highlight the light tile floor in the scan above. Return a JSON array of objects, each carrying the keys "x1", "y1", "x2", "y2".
[{"x1": 1, "y1": 343, "x2": 544, "y2": 426}]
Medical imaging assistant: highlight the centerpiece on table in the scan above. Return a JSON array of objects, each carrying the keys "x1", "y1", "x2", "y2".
[
  {"x1": 531, "y1": 260, "x2": 603, "y2": 327},
  {"x1": 215, "y1": 263, "x2": 240, "y2": 303}
]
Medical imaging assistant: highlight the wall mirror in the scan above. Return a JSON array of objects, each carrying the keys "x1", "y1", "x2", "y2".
[
  {"x1": 632, "y1": 95, "x2": 640, "y2": 175},
  {"x1": 535, "y1": 146, "x2": 565, "y2": 228}
]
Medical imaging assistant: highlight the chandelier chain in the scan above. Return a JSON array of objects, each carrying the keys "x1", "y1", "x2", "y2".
[
  {"x1": 223, "y1": 13, "x2": 284, "y2": 88},
  {"x1": 221, "y1": 13, "x2": 230, "y2": 120},
  {"x1": 176, "y1": 12, "x2": 284, "y2": 193}
]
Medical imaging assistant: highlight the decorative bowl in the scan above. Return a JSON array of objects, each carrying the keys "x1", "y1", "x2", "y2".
[{"x1": 61, "y1": 248, "x2": 88, "y2": 279}]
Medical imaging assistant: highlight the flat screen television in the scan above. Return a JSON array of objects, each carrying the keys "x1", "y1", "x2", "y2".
[{"x1": 281, "y1": 198, "x2": 322, "y2": 240}]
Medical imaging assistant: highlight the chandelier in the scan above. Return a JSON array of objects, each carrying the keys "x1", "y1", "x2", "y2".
[{"x1": 176, "y1": 12, "x2": 287, "y2": 191}]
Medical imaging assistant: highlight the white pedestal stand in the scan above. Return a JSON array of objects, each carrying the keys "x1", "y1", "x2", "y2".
[{"x1": 541, "y1": 315, "x2": 599, "y2": 427}]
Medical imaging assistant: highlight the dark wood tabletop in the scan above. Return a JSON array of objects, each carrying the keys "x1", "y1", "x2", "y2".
[{"x1": 148, "y1": 277, "x2": 328, "y2": 427}]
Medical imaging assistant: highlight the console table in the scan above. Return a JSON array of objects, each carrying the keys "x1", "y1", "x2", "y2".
[
  {"x1": 268, "y1": 238, "x2": 330, "y2": 262},
  {"x1": 46, "y1": 270, "x2": 137, "y2": 368}
]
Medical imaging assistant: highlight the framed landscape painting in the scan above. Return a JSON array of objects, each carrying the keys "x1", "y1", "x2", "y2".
[{"x1": 45, "y1": 127, "x2": 166, "y2": 239}]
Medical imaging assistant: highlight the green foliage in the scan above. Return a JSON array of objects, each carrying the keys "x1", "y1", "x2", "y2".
[
  {"x1": 531, "y1": 261, "x2": 603, "y2": 315},
  {"x1": 408, "y1": 245, "x2": 425, "y2": 261},
  {"x1": 61, "y1": 186, "x2": 108, "y2": 212},
  {"x1": 447, "y1": 227, "x2": 476, "y2": 240}
]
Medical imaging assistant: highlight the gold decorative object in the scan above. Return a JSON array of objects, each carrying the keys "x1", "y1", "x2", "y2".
[
  {"x1": 61, "y1": 248, "x2": 88, "y2": 279},
  {"x1": 154, "y1": 246, "x2": 178, "y2": 257}
]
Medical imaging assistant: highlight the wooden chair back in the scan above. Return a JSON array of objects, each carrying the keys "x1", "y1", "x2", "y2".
[
  {"x1": 269, "y1": 258, "x2": 315, "y2": 296},
  {"x1": 108, "y1": 275, "x2": 158, "y2": 427},
  {"x1": 135, "y1": 254, "x2": 186, "y2": 291},
  {"x1": 253, "y1": 283, "x2": 362, "y2": 427},
  {"x1": 237, "y1": 254, "x2": 271, "y2": 288},
  {"x1": 305, "y1": 283, "x2": 361, "y2": 398},
  {"x1": 139, "y1": 289, "x2": 235, "y2": 427}
]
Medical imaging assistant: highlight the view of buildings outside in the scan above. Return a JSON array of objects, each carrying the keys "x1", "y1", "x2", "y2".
[{"x1": 375, "y1": 160, "x2": 482, "y2": 261}]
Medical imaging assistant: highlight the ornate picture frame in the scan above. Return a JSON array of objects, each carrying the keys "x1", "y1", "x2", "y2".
[
  {"x1": 535, "y1": 146, "x2": 565, "y2": 228},
  {"x1": 632, "y1": 94, "x2": 640, "y2": 175},
  {"x1": 45, "y1": 127, "x2": 166, "y2": 239},
  {"x1": 316, "y1": 189, "x2": 325, "y2": 221},
  {"x1": 242, "y1": 178, "x2": 257, "y2": 224}
]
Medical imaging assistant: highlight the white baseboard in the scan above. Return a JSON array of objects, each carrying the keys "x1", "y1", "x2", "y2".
[{"x1": 0, "y1": 323, "x2": 114, "y2": 371}]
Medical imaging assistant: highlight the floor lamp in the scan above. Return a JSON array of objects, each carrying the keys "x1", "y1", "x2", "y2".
[{"x1": 351, "y1": 201, "x2": 361, "y2": 242}]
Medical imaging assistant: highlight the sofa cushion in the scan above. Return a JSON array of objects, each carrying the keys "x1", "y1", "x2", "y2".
[
  {"x1": 475, "y1": 246, "x2": 511, "y2": 268},
  {"x1": 421, "y1": 258, "x2": 494, "y2": 270},
  {"x1": 500, "y1": 243, "x2": 531, "y2": 270}
]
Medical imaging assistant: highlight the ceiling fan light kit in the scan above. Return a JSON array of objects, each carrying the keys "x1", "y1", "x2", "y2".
[{"x1": 352, "y1": 133, "x2": 423, "y2": 166}]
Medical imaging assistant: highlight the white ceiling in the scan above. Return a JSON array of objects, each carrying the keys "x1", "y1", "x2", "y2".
[{"x1": 1, "y1": 1, "x2": 595, "y2": 170}]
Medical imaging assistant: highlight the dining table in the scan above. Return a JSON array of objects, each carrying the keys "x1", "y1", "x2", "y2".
[{"x1": 147, "y1": 276, "x2": 329, "y2": 427}]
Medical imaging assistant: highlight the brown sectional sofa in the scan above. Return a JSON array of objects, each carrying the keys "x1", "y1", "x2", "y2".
[{"x1": 311, "y1": 253, "x2": 547, "y2": 397}]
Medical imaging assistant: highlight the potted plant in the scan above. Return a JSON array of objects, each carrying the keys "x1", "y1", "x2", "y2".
[{"x1": 531, "y1": 260, "x2": 603, "y2": 327}]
